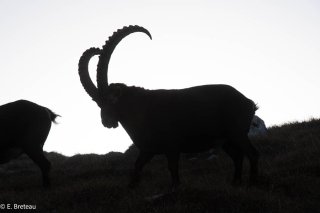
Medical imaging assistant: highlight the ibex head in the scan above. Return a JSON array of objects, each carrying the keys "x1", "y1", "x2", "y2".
[{"x1": 78, "y1": 25, "x2": 152, "y2": 128}]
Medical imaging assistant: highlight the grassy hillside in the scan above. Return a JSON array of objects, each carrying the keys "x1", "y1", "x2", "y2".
[{"x1": 0, "y1": 119, "x2": 320, "y2": 212}]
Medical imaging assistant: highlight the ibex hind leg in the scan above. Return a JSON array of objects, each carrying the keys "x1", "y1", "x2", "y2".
[
  {"x1": 24, "y1": 144, "x2": 51, "y2": 188},
  {"x1": 22, "y1": 124, "x2": 52, "y2": 188},
  {"x1": 242, "y1": 136, "x2": 259, "y2": 183},
  {"x1": 223, "y1": 135, "x2": 259, "y2": 185},
  {"x1": 165, "y1": 152, "x2": 180, "y2": 192},
  {"x1": 223, "y1": 139, "x2": 244, "y2": 186}
]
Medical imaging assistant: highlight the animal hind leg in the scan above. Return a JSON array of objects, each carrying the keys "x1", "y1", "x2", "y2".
[
  {"x1": 243, "y1": 136, "x2": 259, "y2": 182},
  {"x1": 223, "y1": 141, "x2": 244, "y2": 185},
  {"x1": 129, "y1": 151, "x2": 154, "y2": 188},
  {"x1": 23, "y1": 144, "x2": 51, "y2": 188},
  {"x1": 165, "y1": 152, "x2": 180, "y2": 191}
]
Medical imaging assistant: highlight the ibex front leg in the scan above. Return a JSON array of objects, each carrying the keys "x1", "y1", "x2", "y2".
[{"x1": 129, "y1": 151, "x2": 154, "y2": 188}]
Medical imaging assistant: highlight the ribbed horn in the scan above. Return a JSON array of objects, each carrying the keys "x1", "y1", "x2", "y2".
[
  {"x1": 78, "y1": 47, "x2": 102, "y2": 104},
  {"x1": 96, "y1": 25, "x2": 152, "y2": 95}
]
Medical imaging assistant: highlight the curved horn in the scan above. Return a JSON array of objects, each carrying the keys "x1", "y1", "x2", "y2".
[
  {"x1": 96, "y1": 25, "x2": 152, "y2": 94},
  {"x1": 78, "y1": 47, "x2": 102, "y2": 104}
]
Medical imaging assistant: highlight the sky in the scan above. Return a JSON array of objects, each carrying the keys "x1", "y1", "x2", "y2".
[{"x1": 0, "y1": 0, "x2": 320, "y2": 156}]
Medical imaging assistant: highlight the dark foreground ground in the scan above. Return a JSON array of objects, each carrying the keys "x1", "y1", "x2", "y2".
[{"x1": 1, "y1": 119, "x2": 320, "y2": 212}]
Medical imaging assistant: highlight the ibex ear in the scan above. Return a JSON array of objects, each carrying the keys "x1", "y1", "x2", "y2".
[{"x1": 109, "y1": 84, "x2": 123, "y2": 104}]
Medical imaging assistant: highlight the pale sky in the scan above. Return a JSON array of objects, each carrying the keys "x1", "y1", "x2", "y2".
[{"x1": 1, "y1": 0, "x2": 320, "y2": 156}]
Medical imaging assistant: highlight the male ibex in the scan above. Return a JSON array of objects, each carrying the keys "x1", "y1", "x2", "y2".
[
  {"x1": 78, "y1": 25, "x2": 259, "y2": 189},
  {"x1": 0, "y1": 100, "x2": 58, "y2": 187}
]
